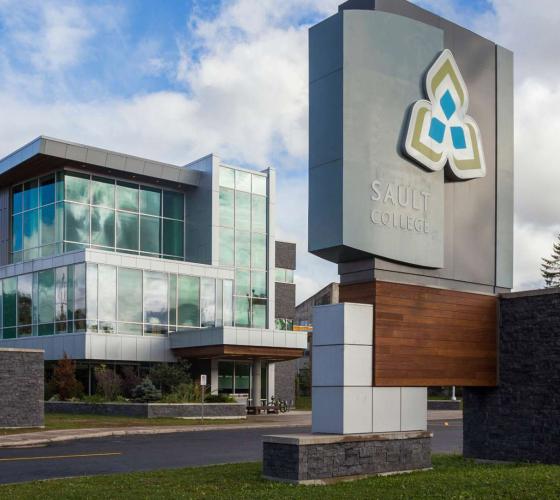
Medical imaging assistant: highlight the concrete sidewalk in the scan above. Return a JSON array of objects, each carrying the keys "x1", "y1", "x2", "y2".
[{"x1": 0, "y1": 410, "x2": 461, "y2": 448}]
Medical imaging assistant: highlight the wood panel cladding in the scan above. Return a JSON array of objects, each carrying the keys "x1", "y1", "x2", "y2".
[{"x1": 339, "y1": 281, "x2": 498, "y2": 387}]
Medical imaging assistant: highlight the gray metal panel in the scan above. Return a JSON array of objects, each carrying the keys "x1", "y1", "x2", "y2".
[
  {"x1": 0, "y1": 188, "x2": 9, "y2": 266},
  {"x1": 275, "y1": 241, "x2": 296, "y2": 270},
  {"x1": 495, "y1": 46, "x2": 514, "y2": 289},
  {"x1": 309, "y1": 14, "x2": 342, "y2": 83}
]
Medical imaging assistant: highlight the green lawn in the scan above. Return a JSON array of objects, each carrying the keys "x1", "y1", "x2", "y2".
[
  {"x1": 0, "y1": 455, "x2": 558, "y2": 499},
  {"x1": 0, "y1": 413, "x2": 246, "y2": 436}
]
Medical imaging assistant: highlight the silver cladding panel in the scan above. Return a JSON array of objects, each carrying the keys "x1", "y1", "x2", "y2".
[{"x1": 310, "y1": 2, "x2": 514, "y2": 292}]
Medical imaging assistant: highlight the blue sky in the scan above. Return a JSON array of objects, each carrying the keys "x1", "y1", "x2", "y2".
[{"x1": 0, "y1": 0, "x2": 559, "y2": 300}]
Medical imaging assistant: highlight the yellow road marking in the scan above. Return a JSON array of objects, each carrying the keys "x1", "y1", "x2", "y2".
[{"x1": 0, "y1": 452, "x2": 121, "y2": 462}]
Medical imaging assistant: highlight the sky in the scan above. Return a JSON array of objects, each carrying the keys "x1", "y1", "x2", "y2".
[{"x1": 0, "y1": 0, "x2": 558, "y2": 302}]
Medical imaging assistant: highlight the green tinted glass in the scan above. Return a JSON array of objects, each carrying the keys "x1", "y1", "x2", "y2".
[
  {"x1": 17, "y1": 274, "x2": 32, "y2": 326},
  {"x1": 140, "y1": 186, "x2": 161, "y2": 216},
  {"x1": 163, "y1": 219, "x2": 183, "y2": 257},
  {"x1": 2, "y1": 277, "x2": 17, "y2": 327},
  {"x1": 163, "y1": 191, "x2": 184, "y2": 220},
  {"x1": 235, "y1": 270, "x2": 250, "y2": 296},
  {"x1": 251, "y1": 195, "x2": 267, "y2": 233},
  {"x1": 65, "y1": 173, "x2": 89, "y2": 203},
  {"x1": 219, "y1": 189, "x2": 234, "y2": 227},
  {"x1": 91, "y1": 177, "x2": 115, "y2": 208},
  {"x1": 234, "y1": 296, "x2": 250, "y2": 327},
  {"x1": 235, "y1": 170, "x2": 251, "y2": 192},
  {"x1": 168, "y1": 274, "x2": 177, "y2": 326},
  {"x1": 223, "y1": 280, "x2": 233, "y2": 327},
  {"x1": 116, "y1": 211, "x2": 138, "y2": 250},
  {"x1": 38, "y1": 269, "x2": 55, "y2": 324},
  {"x1": 251, "y1": 271, "x2": 267, "y2": 298},
  {"x1": 252, "y1": 175, "x2": 267, "y2": 196},
  {"x1": 285, "y1": 269, "x2": 294, "y2": 284},
  {"x1": 65, "y1": 202, "x2": 90, "y2": 243},
  {"x1": 143, "y1": 271, "x2": 168, "y2": 327},
  {"x1": 140, "y1": 215, "x2": 161, "y2": 254},
  {"x1": 12, "y1": 214, "x2": 22, "y2": 252},
  {"x1": 40, "y1": 174, "x2": 56, "y2": 206},
  {"x1": 91, "y1": 207, "x2": 115, "y2": 248},
  {"x1": 219, "y1": 228, "x2": 234, "y2": 267},
  {"x1": 235, "y1": 191, "x2": 251, "y2": 231},
  {"x1": 219, "y1": 167, "x2": 235, "y2": 189},
  {"x1": 178, "y1": 276, "x2": 199, "y2": 327},
  {"x1": 40, "y1": 205, "x2": 55, "y2": 246},
  {"x1": 235, "y1": 231, "x2": 251, "y2": 268},
  {"x1": 55, "y1": 267, "x2": 68, "y2": 323},
  {"x1": 23, "y1": 210, "x2": 39, "y2": 250},
  {"x1": 117, "y1": 268, "x2": 142, "y2": 322},
  {"x1": 252, "y1": 299, "x2": 267, "y2": 328},
  {"x1": 275, "y1": 318, "x2": 285, "y2": 330},
  {"x1": 200, "y1": 278, "x2": 215, "y2": 327},
  {"x1": 116, "y1": 182, "x2": 139, "y2": 212},
  {"x1": 98, "y1": 265, "x2": 116, "y2": 321},
  {"x1": 275, "y1": 268, "x2": 285, "y2": 282},
  {"x1": 251, "y1": 233, "x2": 267, "y2": 270}
]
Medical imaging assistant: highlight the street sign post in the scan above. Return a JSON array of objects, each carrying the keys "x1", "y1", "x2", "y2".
[{"x1": 200, "y1": 374, "x2": 207, "y2": 422}]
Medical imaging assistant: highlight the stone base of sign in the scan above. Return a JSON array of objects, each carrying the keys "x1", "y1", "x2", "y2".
[{"x1": 262, "y1": 431, "x2": 432, "y2": 484}]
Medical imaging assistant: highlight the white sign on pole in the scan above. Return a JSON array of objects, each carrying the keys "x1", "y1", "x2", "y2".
[{"x1": 200, "y1": 374, "x2": 207, "y2": 386}]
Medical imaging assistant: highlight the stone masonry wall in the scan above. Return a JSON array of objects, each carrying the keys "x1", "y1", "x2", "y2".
[
  {"x1": 0, "y1": 348, "x2": 44, "y2": 428},
  {"x1": 274, "y1": 360, "x2": 297, "y2": 405},
  {"x1": 463, "y1": 289, "x2": 560, "y2": 463}
]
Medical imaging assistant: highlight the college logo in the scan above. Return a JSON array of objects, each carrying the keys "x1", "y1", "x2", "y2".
[{"x1": 404, "y1": 49, "x2": 486, "y2": 180}]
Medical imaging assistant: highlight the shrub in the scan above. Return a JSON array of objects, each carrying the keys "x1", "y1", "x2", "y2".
[
  {"x1": 132, "y1": 377, "x2": 162, "y2": 402},
  {"x1": 149, "y1": 361, "x2": 192, "y2": 394},
  {"x1": 205, "y1": 394, "x2": 236, "y2": 403},
  {"x1": 121, "y1": 366, "x2": 142, "y2": 398},
  {"x1": 160, "y1": 382, "x2": 201, "y2": 403},
  {"x1": 50, "y1": 353, "x2": 84, "y2": 400},
  {"x1": 94, "y1": 365, "x2": 123, "y2": 401}
]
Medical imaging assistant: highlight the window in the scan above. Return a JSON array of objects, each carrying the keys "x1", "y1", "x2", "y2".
[
  {"x1": 235, "y1": 170, "x2": 252, "y2": 192},
  {"x1": 98, "y1": 265, "x2": 116, "y2": 333},
  {"x1": 200, "y1": 278, "x2": 216, "y2": 328},
  {"x1": 163, "y1": 219, "x2": 183, "y2": 258},
  {"x1": 275, "y1": 268, "x2": 294, "y2": 284},
  {"x1": 118, "y1": 268, "x2": 142, "y2": 324},
  {"x1": 219, "y1": 189, "x2": 234, "y2": 228},
  {"x1": 163, "y1": 190, "x2": 184, "y2": 220},
  {"x1": 140, "y1": 186, "x2": 161, "y2": 216},
  {"x1": 116, "y1": 212, "x2": 139, "y2": 251},
  {"x1": 140, "y1": 216, "x2": 161, "y2": 254},
  {"x1": 143, "y1": 272, "x2": 168, "y2": 334},
  {"x1": 116, "y1": 182, "x2": 139, "y2": 212},
  {"x1": 91, "y1": 177, "x2": 115, "y2": 208},
  {"x1": 219, "y1": 228, "x2": 234, "y2": 267},
  {"x1": 219, "y1": 167, "x2": 235, "y2": 189},
  {"x1": 65, "y1": 173, "x2": 89, "y2": 203},
  {"x1": 178, "y1": 275, "x2": 200, "y2": 327},
  {"x1": 252, "y1": 175, "x2": 267, "y2": 196},
  {"x1": 275, "y1": 318, "x2": 294, "y2": 331},
  {"x1": 251, "y1": 195, "x2": 267, "y2": 234},
  {"x1": 91, "y1": 207, "x2": 115, "y2": 248},
  {"x1": 65, "y1": 203, "x2": 90, "y2": 244},
  {"x1": 38, "y1": 270, "x2": 55, "y2": 335}
]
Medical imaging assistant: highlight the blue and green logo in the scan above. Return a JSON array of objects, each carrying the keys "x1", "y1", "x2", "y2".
[{"x1": 404, "y1": 49, "x2": 486, "y2": 180}]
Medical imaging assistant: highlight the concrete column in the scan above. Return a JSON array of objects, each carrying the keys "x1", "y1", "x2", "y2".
[
  {"x1": 210, "y1": 359, "x2": 219, "y2": 395},
  {"x1": 267, "y1": 362, "x2": 275, "y2": 402},
  {"x1": 252, "y1": 358, "x2": 262, "y2": 406}
]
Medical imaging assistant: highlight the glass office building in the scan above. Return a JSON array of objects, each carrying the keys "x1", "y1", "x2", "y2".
[{"x1": 0, "y1": 137, "x2": 306, "y2": 403}]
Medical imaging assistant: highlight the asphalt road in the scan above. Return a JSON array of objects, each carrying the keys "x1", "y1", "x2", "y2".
[{"x1": 0, "y1": 420, "x2": 462, "y2": 485}]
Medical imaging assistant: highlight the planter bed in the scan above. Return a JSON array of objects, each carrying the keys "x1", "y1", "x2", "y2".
[{"x1": 45, "y1": 401, "x2": 247, "y2": 419}]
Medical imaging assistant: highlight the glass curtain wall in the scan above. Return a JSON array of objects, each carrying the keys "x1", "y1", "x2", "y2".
[
  {"x1": 0, "y1": 264, "x2": 233, "y2": 339},
  {"x1": 11, "y1": 171, "x2": 185, "y2": 263},
  {"x1": 218, "y1": 167, "x2": 268, "y2": 328}
]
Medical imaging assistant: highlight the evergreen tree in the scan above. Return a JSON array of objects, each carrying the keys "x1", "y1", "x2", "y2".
[
  {"x1": 131, "y1": 377, "x2": 162, "y2": 402},
  {"x1": 541, "y1": 234, "x2": 560, "y2": 287}
]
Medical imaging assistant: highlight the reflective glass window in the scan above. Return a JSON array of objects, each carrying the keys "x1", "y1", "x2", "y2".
[
  {"x1": 235, "y1": 270, "x2": 250, "y2": 296},
  {"x1": 73, "y1": 263, "x2": 86, "y2": 324},
  {"x1": 219, "y1": 189, "x2": 234, "y2": 227},
  {"x1": 91, "y1": 207, "x2": 115, "y2": 248},
  {"x1": 235, "y1": 170, "x2": 251, "y2": 192},
  {"x1": 23, "y1": 210, "x2": 39, "y2": 250},
  {"x1": 91, "y1": 177, "x2": 115, "y2": 208},
  {"x1": 12, "y1": 185, "x2": 23, "y2": 214},
  {"x1": 235, "y1": 191, "x2": 251, "y2": 231},
  {"x1": 65, "y1": 173, "x2": 89, "y2": 203},
  {"x1": 252, "y1": 299, "x2": 267, "y2": 328},
  {"x1": 140, "y1": 216, "x2": 161, "y2": 254},
  {"x1": 12, "y1": 214, "x2": 22, "y2": 252},
  {"x1": 23, "y1": 180, "x2": 38, "y2": 210},
  {"x1": 168, "y1": 274, "x2": 177, "y2": 327},
  {"x1": 116, "y1": 182, "x2": 139, "y2": 212},
  {"x1": 116, "y1": 211, "x2": 139, "y2": 251},
  {"x1": 219, "y1": 228, "x2": 234, "y2": 267},
  {"x1": 143, "y1": 271, "x2": 168, "y2": 331},
  {"x1": 275, "y1": 318, "x2": 285, "y2": 330},
  {"x1": 2, "y1": 277, "x2": 17, "y2": 328},
  {"x1": 163, "y1": 191, "x2": 184, "y2": 220},
  {"x1": 235, "y1": 363, "x2": 250, "y2": 392},
  {"x1": 234, "y1": 296, "x2": 250, "y2": 327},
  {"x1": 55, "y1": 267, "x2": 68, "y2": 324},
  {"x1": 86, "y1": 264, "x2": 98, "y2": 323},
  {"x1": 223, "y1": 280, "x2": 233, "y2": 327},
  {"x1": 251, "y1": 271, "x2": 267, "y2": 298},
  {"x1": 40, "y1": 174, "x2": 56, "y2": 206},
  {"x1": 218, "y1": 361, "x2": 233, "y2": 392},
  {"x1": 251, "y1": 195, "x2": 267, "y2": 234},
  {"x1": 286, "y1": 319, "x2": 294, "y2": 330},
  {"x1": 117, "y1": 268, "x2": 142, "y2": 323},
  {"x1": 219, "y1": 167, "x2": 235, "y2": 189},
  {"x1": 252, "y1": 175, "x2": 267, "y2": 196},
  {"x1": 275, "y1": 268, "x2": 285, "y2": 282},
  {"x1": 251, "y1": 233, "x2": 267, "y2": 270},
  {"x1": 200, "y1": 278, "x2": 215, "y2": 327},
  {"x1": 235, "y1": 231, "x2": 250, "y2": 268},
  {"x1": 285, "y1": 269, "x2": 294, "y2": 284},
  {"x1": 38, "y1": 269, "x2": 55, "y2": 326},
  {"x1": 17, "y1": 274, "x2": 33, "y2": 326},
  {"x1": 215, "y1": 279, "x2": 223, "y2": 327},
  {"x1": 98, "y1": 265, "x2": 116, "y2": 322},
  {"x1": 65, "y1": 202, "x2": 90, "y2": 243},
  {"x1": 140, "y1": 186, "x2": 161, "y2": 216},
  {"x1": 118, "y1": 323, "x2": 142, "y2": 335},
  {"x1": 178, "y1": 275, "x2": 199, "y2": 327},
  {"x1": 40, "y1": 204, "x2": 55, "y2": 246},
  {"x1": 163, "y1": 219, "x2": 183, "y2": 257}
]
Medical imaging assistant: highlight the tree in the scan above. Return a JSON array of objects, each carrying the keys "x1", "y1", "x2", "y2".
[
  {"x1": 94, "y1": 365, "x2": 123, "y2": 401},
  {"x1": 51, "y1": 353, "x2": 83, "y2": 400},
  {"x1": 541, "y1": 234, "x2": 560, "y2": 287},
  {"x1": 121, "y1": 366, "x2": 142, "y2": 398},
  {"x1": 149, "y1": 361, "x2": 192, "y2": 394},
  {"x1": 132, "y1": 377, "x2": 162, "y2": 402}
]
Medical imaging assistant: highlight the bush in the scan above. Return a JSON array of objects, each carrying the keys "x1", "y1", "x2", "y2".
[
  {"x1": 149, "y1": 361, "x2": 192, "y2": 394},
  {"x1": 121, "y1": 366, "x2": 142, "y2": 398},
  {"x1": 95, "y1": 365, "x2": 123, "y2": 401},
  {"x1": 205, "y1": 394, "x2": 236, "y2": 403},
  {"x1": 132, "y1": 377, "x2": 162, "y2": 402},
  {"x1": 50, "y1": 353, "x2": 84, "y2": 400},
  {"x1": 160, "y1": 382, "x2": 201, "y2": 403}
]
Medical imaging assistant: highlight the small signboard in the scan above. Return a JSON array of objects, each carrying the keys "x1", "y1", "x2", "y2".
[{"x1": 200, "y1": 374, "x2": 207, "y2": 387}]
